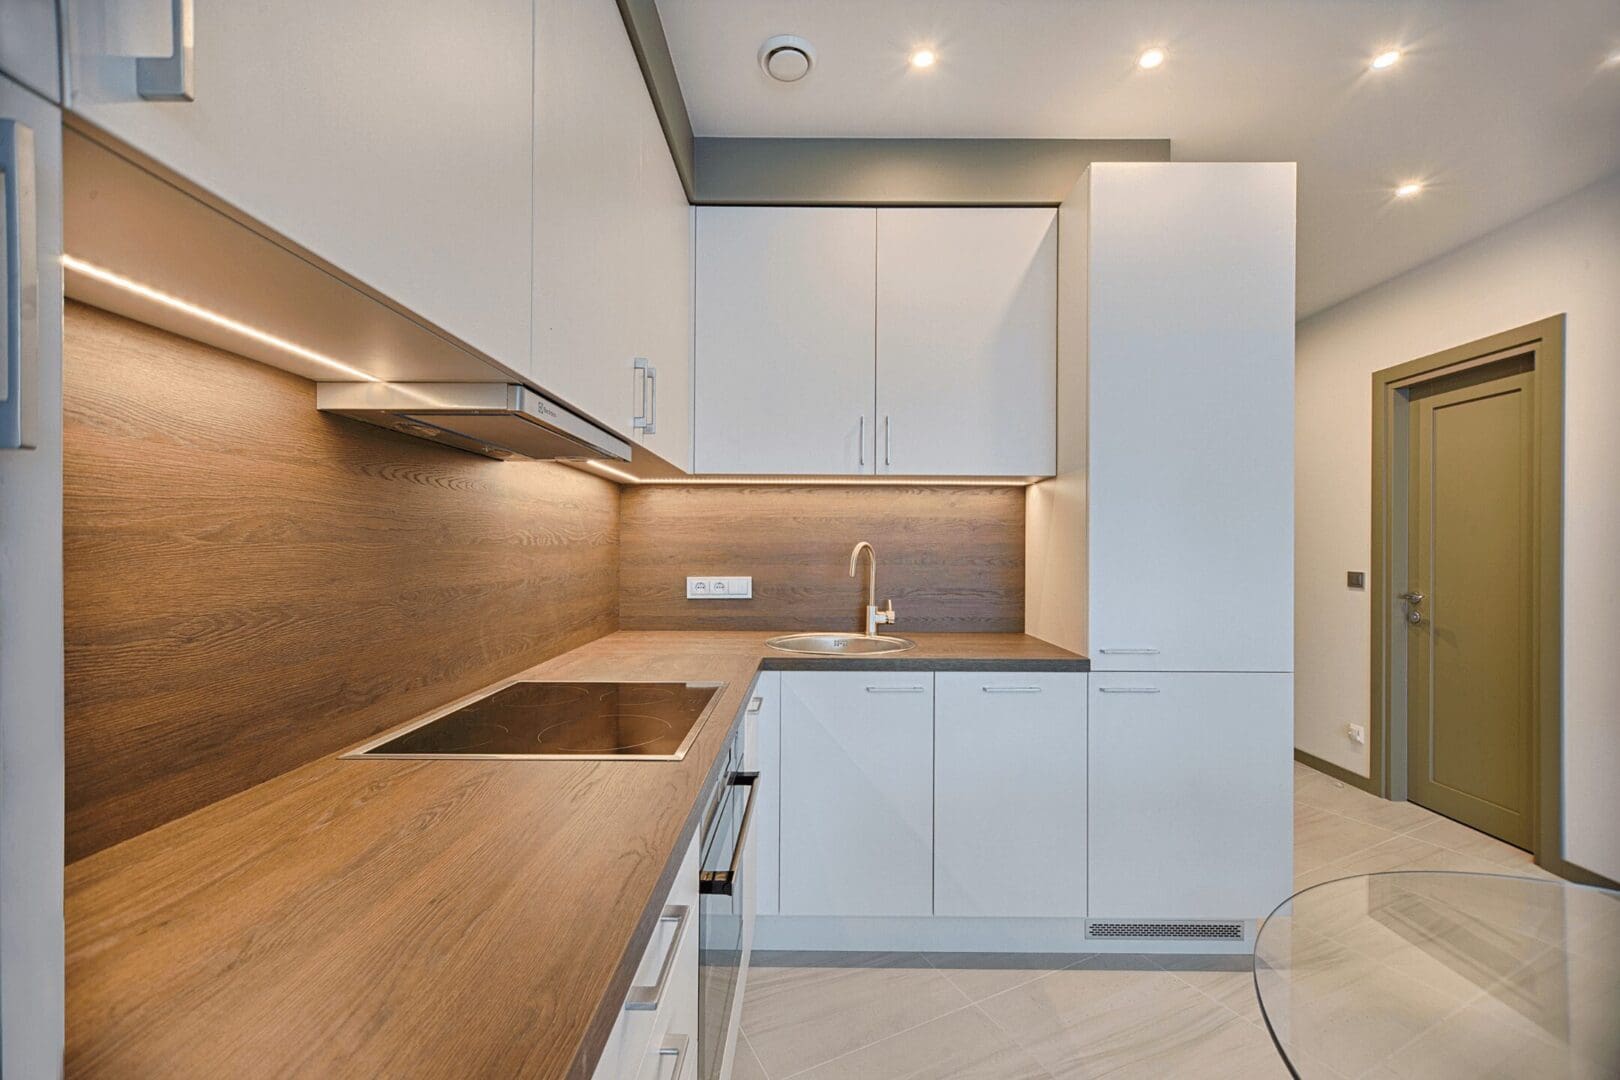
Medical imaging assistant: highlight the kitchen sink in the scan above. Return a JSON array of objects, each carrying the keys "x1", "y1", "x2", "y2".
[{"x1": 765, "y1": 633, "x2": 917, "y2": 656}]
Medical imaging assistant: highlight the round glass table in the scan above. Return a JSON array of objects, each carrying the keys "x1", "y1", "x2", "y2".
[{"x1": 1254, "y1": 871, "x2": 1620, "y2": 1079}]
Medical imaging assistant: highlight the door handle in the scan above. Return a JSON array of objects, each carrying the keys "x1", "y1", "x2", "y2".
[
  {"x1": 1399, "y1": 592, "x2": 1424, "y2": 625},
  {"x1": 1098, "y1": 648, "x2": 1160, "y2": 655},
  {"x1": 633, "y1": 358, "x2": 656, "y2": 435},
  {"x1": 982, "y1": 686, "x2": 1042, "y2": 693},
  {"x1": 624, "y1": 904, "x2": 691, "y2": 1010},
  {"x1": 865, "y1": 685, "x2": 925, "y2": 693},
  {"x1": 884, "y1": 415, "x2": 892, "y2": 468},
  {"x1": 0, "y1": 120, "x2": 37, "y2": 451},
  {"x1": 700, "y1": 773, "x2": 759, "y2": 897},
  {"x1": 1398, "y1": 592, "x2": 1424, "y2": 604},
  {"x1": 1098, "y1": 687, "x2": 1161, "y2": 694},
  {"x1": 138, "y1": 0, "x2": 196, "y2": 101}
]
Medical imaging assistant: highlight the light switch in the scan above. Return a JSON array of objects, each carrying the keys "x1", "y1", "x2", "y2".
[
  {"x1": 1346, "y1": 571, "x2": 1366, "y2": 589},
  {"x1": 687, "y1": 576, "x2": 753, "y2": 600}
]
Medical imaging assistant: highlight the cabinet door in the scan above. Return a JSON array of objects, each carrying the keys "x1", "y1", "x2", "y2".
[
  {"x1": 745, "y1": 671, "x2": 781, "y2": 915},
  {"x1": 1088, "y1": 672, "x2": 1292, "y2": 920},
  {"x1": 0, "y1": 0, "x2": 59, "y2": 101},
  {"x1": 876, "y1": 209, "x2": 1056, "y2": 477},
  {"x1": 63, "y1": 0, "x2": 533, "y2": 370},
  {"x1": 779, "y1": 672, "x2": 932, "y2": 916},
  {"x1": 1085, "y1": 163, "x2": 1295, "y2": 672},
  {"x1": 934, "y1": 672, "x2": 1086, "y2": 917},
  {"x1": 533, "y1": 0, "x2": 691, "y2": 460},
  {"x1": 694, "y1": 207, "x2": 876, "y2": 475}
]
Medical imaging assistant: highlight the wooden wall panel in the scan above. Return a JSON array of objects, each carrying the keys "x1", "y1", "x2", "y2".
[
  {"x1": 619, "y1": 485, "x2": 1024, "y2": 633},
  {"x1": 63, "y1": 303, "x2": 620, "y2": 861}
]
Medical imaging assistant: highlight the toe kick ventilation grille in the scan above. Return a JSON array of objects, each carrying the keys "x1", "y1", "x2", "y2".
[{"x1": 1086, "y1": 921, "x2": 1245, "y2": 941}]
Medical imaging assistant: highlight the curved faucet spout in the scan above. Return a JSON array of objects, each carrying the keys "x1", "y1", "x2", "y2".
[{"x1": 848, "y1": 540, "x2": 877, "y2": 610}]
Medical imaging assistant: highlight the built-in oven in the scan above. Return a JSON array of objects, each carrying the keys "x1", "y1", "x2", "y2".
[{"x1": 696, "y1": 722, "x2": 758, "y2": 1080}]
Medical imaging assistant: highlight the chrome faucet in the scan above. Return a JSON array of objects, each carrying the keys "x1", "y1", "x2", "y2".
[{"x1": 848, "y1": 541, "x2": 897, "y2": 637}]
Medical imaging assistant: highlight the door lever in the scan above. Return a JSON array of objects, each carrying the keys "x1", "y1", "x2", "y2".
[{"x1": 1398, "y1": 591, "x2": 1424, "y2": 624}]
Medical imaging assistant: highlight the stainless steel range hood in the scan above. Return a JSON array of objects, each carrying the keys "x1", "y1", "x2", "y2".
[{"x1": 317, "y1": 382, "x2": 633, "y2": 462}]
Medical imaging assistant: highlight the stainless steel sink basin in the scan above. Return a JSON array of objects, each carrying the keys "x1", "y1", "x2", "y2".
[{"x1": 766, "y1": 633, "x2": 917, "y2": 656}]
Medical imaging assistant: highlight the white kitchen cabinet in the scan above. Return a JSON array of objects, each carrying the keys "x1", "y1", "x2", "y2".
[
  {"x1": 532, "y1": 0, "x2": 692, "y2": 465},
  {"x1": 1087, "y1": 672, "x2": 1292, "y2": 920},
  {"x1": 1082, "y1": 162, "x2": 1295, "y2": 672},
  {"x1": 779, "y1": 672, "x2": 933, "y2": 916},
  {"x1": 876, "y1": 209, "x2": 1056, "y2": 477},
  {"x1": 934, "y1": 672, "x2": 1086, "y2": 917},
  {"x1": 62, "y1": 0, "x2": 533, "y2": 371},
  {"x1": 0, "y1": 0, "x2": 59, "y2": 102},
  {"x1": 745, "y1": 671, "x2": 781, "y2": 916},
  {"x1": 694, "y1": 207, "x2": 877, "y2": 474}
]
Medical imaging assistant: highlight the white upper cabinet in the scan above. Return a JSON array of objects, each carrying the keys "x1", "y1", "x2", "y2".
[
  {"x1": 63, "y1": 0, "x2": 534, "y2": 373},
  {"x1": 694, "y1": 207, "x2": 877, "y2": 475},
  {"x1": 532, "y1": 0, "x2": 692, "y2": 465},
  {"x1": 0, "y1": 0, "x2": 60, "y2": 102},
  {"x1": 1083, "y1": 163, "x2": 1295, "y2": 672},
  {"x1": 876, "y1": 209, "x2": 1056, "y2": 476}
]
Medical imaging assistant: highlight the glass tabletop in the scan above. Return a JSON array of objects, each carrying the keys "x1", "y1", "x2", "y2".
[{"x1": 1253, "y1": 870, "x2": 1620, "y2": 1079}]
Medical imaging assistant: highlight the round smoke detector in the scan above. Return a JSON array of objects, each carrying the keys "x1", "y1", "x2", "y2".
[{"x1": 759, "y1": 35, "x2": 815, "y2": 82}]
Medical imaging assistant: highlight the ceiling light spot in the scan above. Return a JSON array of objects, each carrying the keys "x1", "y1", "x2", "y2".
[
  {"x1": 1395, "y1": 181, "x2": 1424, "y2": 199},
  {"x1": 1137, "y1": 47, "x2": 1166, "y2": 70},
  {"x1": 909, "y1": 47, "x2": 937, "y2": 70},
  {"x1": 1370, "y1": 49, "x2": 1402, "y2": 71}
]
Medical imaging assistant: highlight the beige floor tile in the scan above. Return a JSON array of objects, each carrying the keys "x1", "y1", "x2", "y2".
[
  {"x1": 1406, "y1": 815, "x2": 1535, "y2": 869},
  {"x1": 975, "y1": 957, "x2": 1234, "y2": 1079},
  {"x1": 1097, "y1": 1012, "x2": 1291, "y2": 1080},
  {"x1": 1294, "y1": 802, "x2": 1399, "y2": 873},
  {"x1": 732, "y1": 1032, "x2": 771, "y2": 1080},
  {"x1": 924, "y1": 952, "x2": 1092, "y2": 1003},
  {"x1": 1149, "y1": 953, "x2": 1265, "y2": 1025},
  {"x1": 791, "y1": 1004, "x2": 1052, "y2": 1080},
  {"x1": 1295, "y1": 776, "x2": 1438, "y2": 834},
  {"x1": 742, "y1": 953, "x2": 972, "y2": 1078}
]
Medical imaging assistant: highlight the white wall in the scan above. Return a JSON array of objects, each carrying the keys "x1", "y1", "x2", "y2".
[{"x1": 1295, "y1": 171, "x2": 1620, "y2": 880}]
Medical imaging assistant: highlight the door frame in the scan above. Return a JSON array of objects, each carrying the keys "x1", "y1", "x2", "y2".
[{"x1": 1369, "y1": 315, "x2": 1564, "y2": 872}]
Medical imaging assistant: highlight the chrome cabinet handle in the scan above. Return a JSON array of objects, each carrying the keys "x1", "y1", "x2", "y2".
[
  {"x1": 865, "y1": 685, "x2": 925, "y2": 693},
  {"x1": 624, "y1": 903, "x2": 691, "y2": 1010},
  {"x1": 884, "y1": 415, "x2": 892, "y2": 467},
  {"x1": 982, "y1": 686, "x2": 1042, "y2": 693},
  {"x1": 0, "y1": 120, "x2": 37, "y2": 451},
  {"x1": 633, "y1": 358, "x2": 656, "y2": 435},
  {"x1": 657, "y1": 1035, "x2": 690, "y2": 1079},
  {"x1": 700, "y1": 773, "x2": 759, "y2": 897},
  {"x1": 859, "y1": 414, "x2": 865, "y2": 468},
  {"x1": 138, "y1": 0, "x2": 196, "y2": 101},
  {"x1": 1098, "y1": 686, "x2": 1161, "y2": 694},
  {"x1": 746, "y1": 696, "x2": 763, "y2": 714},
  {"x1": 1098, "y1": 648, "x2": 1160, "y2": 655}
]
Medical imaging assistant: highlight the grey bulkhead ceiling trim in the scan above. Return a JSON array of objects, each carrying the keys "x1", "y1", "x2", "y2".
[{"x1": 615, "y1": 1, "x2": 1171, "y2": 206}]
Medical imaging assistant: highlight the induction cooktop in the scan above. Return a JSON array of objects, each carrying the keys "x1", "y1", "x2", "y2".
[{"x1": 347, "y1": 681, "x2": 726, "y2": 761}]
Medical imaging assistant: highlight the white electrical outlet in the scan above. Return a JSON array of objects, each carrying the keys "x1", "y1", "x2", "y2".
[
  {"x1": 1347, "y1": 723, "x2": 1367, "y2": 745},
  {"x1": 687, "y1": 576, "x2": 752, "y2": 600}
]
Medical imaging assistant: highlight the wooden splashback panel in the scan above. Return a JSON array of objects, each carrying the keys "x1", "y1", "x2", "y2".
[
  {"x1": 63, "y1": 303, "x2": 620, "y2": 860},
  {"x1": 619, "y1": 484, "x2": 1024, "y2": 633}
]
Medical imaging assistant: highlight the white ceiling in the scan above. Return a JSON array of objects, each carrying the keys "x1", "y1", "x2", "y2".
[{"x1": 658, "y1": 0, "x2": 1620, "y2": 315}]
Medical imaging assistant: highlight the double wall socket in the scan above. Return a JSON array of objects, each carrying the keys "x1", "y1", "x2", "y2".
[{"x1": 686, "y1": 576, "x2": 753, "y2": 600}]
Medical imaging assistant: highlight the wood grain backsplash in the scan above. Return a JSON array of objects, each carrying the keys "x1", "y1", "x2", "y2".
[
  {"x1": 619, "y1": 485, "x2": 1024, "y2": 632},
  {"x1": 63, "y1": 302, "x2": 620, "y2": 861}
]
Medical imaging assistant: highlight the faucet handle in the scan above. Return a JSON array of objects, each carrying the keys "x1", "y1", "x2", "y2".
[{"x1": 878, "y1": 599, "x2": 896, "y2": 625}]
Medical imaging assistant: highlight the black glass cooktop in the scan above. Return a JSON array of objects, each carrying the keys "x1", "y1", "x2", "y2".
[{"x1": 354, "y1": 681, "x2": 724, "y2": 760}]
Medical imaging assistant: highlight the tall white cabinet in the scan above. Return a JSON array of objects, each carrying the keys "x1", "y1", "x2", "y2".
[
  {"x1": 694, "y1": 206, "x2": 1057, "y2": 477},
  {"x1": 62, "y1": 0, "x2": 535, "y2": 371},
  {"x1": 1029, "y1": 161, "x2": 1297, "y2": 928}
]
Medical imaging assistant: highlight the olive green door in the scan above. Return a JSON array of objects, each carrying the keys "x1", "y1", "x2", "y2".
[{"x1": 1406, "y1": 371, "x2": 1535, "y2": 849}]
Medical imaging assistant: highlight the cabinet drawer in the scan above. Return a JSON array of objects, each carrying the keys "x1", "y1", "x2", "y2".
[{"x1": 934, "y1": 673, "x2": 1086, "y2": 917}]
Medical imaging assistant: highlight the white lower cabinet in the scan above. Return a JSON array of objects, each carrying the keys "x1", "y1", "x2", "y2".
[
  {"x1": 1087, "y1": 672, "x2": 1293, "y2": 920},
  {"x1": 593, "y1": 829, "x2": 700, "y2": 1080},
  {"x1": 934, "y1": 673, "x2": 1087, "y2": 917},
  {"x1": 747, "y1": 672, "x2": 782, "y2": 916},
  {"x1": 779, "y1": 672, "x2": 934, "y2": 916}
]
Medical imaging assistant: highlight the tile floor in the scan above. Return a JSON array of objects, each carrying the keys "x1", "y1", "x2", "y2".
[{"x1": 732, "y1": 762, "x2": 1559, "y2": 1080}]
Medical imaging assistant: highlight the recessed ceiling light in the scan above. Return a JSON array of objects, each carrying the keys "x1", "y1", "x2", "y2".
[
  {"x1": 1137, "y1": 47, "x2": 1166, "y2": 70},
  {"x1": 1370, "y1": 49, "x2": 1402, "y2": 71},
  {"x1": 909, "y1": 47, "x2": 937, "y2": 69},
  {"x1": 1395, "y1": 181, "x2": 1424, "y2": 199}
]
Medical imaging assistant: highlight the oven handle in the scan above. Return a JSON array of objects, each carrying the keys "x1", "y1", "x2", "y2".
[{"x1": 699, "y1": 772, "x2": 759, "y2": 897}]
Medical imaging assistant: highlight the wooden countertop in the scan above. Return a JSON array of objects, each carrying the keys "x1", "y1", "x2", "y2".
[{"x1": 65, "y1": 631, "x2": 1085, "y2": 1079}]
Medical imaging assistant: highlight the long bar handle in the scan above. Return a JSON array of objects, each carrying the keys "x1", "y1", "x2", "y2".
[
  {"x1": 884, "y1": 415, "x2": 892, "y2": 467},
  {"x1": 1098, "y1": 687, "x2": 1162, "y2": 694},
  {"x1": 138, "y1": 0, "x2": 196, "y2": 102},
  {"x1": 624, "y1": 904, "x2": 691, "y2": 1010},
  {"x1": 1098, "y1": 648, "x2": 1160, "y2": 655},
  {"x1": 633, "y1": 358, "x2": 656, "y2": 435},
  {"x1": 859, "y1": 415, "x2": 865, "y2": 468},
  {"x1": 865, "y1": 685, "x2": 925, "y2": 693},
  {"x1": 656, "y1": 1035, "x2": 691, "y2": 1079},
  {"x1": 0, "y1": 120, "x2": 37, "y2": 451},
  {"x1": 982, "y1": 686, "x2": 1043, "y2": 694},
  {"x1": 700, "y1": 773, "x2": 759, "y2": 897}
]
